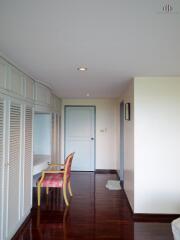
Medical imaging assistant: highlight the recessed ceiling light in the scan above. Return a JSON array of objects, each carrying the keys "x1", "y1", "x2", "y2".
[{"x1": 77, "y1": 67, "x2": 88, "y2": 71}]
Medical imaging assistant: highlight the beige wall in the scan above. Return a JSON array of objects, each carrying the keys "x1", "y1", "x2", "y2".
[
  {"x1": 61, "y1": 99, "x2": 119, "y2": 170},
  {"x1": 121, "y1": 77, "x2": 180, "y2": 214},
  {"x1": 120, "y1": 80, "x2": 134, "y2": 210},
  {"x1": 134, "y1": 77, "x2": 180, "y2": 214}
]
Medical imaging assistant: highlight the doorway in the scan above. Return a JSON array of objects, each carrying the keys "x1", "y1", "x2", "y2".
[
  {"x1": 120, "y1": 102, "x2": 124, "y2": 182},
  {"x1": 64, "y1": 106, "x2": 95, "y2": 171}
]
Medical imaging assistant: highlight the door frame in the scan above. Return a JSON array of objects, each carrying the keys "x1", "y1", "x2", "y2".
[{"x1": 64, "y1": 105, "x2": 96, "y2": 171}]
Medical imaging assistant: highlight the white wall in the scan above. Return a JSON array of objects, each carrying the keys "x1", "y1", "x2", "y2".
[
  {"x1": 33, "y1": 113, "x2": 52, "y2": 155},
  {"x1": 115, "y1": 98, "x2": 120, "y2": 175},
  {"x1": 120, "y1": 80, "x2": 134, "y2": 210},
  {"x1": 61, "y1": 99, "x2": 118, "y2": 169},
  {"x1": 134, "y1": 77, "x2": 180, "y2": 214}
]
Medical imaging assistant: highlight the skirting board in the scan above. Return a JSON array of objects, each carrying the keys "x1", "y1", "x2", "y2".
[
  {"x1": 133, "y1": 213, "x2": 180, "y2": 223},
  {"x1": 95, "y1": 169, "x2": 117, "y2": 174},
  {"x1": 11, "y1": 213, "x2": 31, "y2": 240},
  {"x1": 117, "y1": 171, "x2": 180, "y2": 223}
]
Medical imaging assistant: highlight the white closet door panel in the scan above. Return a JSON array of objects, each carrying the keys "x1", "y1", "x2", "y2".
[
  {"x1": 7, "y1": 103, "x2": 21, "y2": 236},
  {"x1": 23, "y1": 107, "x2": 33, "y2": 216},
  {"x1": 7, "y1": 66, "x2": 24, "y2": 96},
  {"x1": 35, "y1": 83, "x2": 51, "y2": 105},
  {"x1": 0, "y1": 99, "x2": 4, "y2": 239},
  {"x1": 0, "y1": 58, "x2": 7, "y2": 89},
  {"x1": 25, "y1": 77, "x2": 34, "y2": 100},
  {"x1": 51, "y1": 113, "x2": 60, "y2": 164},
  {"x1": 56, "y1": 115, "x2": 60, "y2": 163},
  {"x1": 54, "y1": 97, "x2": 59, "y2": 112},
  {"x1": 52, "y1": 97, "x2": 61, "y2": 113},
  {"x1": 51, "y1": 94, "x2": 56, "y2": 111},
  {"x1": 59, "y1": 115, "x2": 61, "y2": 163}
]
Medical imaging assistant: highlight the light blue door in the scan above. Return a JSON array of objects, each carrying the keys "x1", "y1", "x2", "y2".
[{"x1": 65, "y1": 106, "x2": 95, "y2": 171}]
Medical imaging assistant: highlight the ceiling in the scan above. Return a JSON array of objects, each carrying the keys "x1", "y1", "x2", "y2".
[{"x1": 0, "y1": 0, "x2": 180, "y2": 98}]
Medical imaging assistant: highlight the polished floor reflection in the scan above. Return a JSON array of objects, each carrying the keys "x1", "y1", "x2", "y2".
[{"x1": 12, "y1": 172, "x2": 174, "y2": 240}]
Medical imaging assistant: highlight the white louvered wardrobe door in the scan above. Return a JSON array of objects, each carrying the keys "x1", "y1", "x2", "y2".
[
  {"x1": 7, "y1": 103, "x2": 21, "y2": 237},
  {"x1": 56, "y1": 114, "x2": 60, "y2": 163},
  {"x1": 51, "y1": 113, "x2": 60, "y2": 164},
  {"x1": 23, "y1": 106, "x2": 33, "y2": 217},
  {"x1": 51, "y1": 113, "x2": 56, "y2": 163},
  {"x1": 0, "y1": 99, "x2": 4, "y2": 239}
]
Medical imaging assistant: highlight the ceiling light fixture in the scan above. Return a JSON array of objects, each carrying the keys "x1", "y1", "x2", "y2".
[{"x1": 77, "y1": 67, "x2": 88, "y2": 71}]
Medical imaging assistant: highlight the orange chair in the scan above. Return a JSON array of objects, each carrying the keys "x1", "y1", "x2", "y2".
[{"x1": 37, "y1": 152, "x2": 74, "y2": 206}]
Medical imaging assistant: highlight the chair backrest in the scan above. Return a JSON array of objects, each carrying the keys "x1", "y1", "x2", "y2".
[{"x1": 64, "y1": 152, "x2": 74, "y2": 181}]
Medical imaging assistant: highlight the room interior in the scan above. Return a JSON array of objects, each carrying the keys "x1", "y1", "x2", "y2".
[{"x1": 0, "y1": 1, "x2": 180, "y2": 239}]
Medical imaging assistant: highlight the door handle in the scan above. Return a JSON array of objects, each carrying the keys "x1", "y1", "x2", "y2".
[{"x1": 91, "y1": 137, "x2": 94, "y2": 140}]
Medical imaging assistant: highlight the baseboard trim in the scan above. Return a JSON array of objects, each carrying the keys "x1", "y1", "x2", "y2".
[
  {"x1": 71, "y1": 170, "x2": 94, "y2": 172},
  {"x1": 117, "y1": 176, "x2": 179, "y2": 223},
  {"x1": 115, "y1": 171, "x2": 124, "y2": 188},
  {"x1": 133, "y1": 213, "x2": 180, "y2": 222},
  {"x1": 95, "y1": 169, "x2": 117, "y2": 174},
  {"x1": 116, "y1": 170, "x2": 120, "y2": 180},
  {"x1": 123, "y1": 190, "x2": 180, "y2": 222},
  {"x1": 11, "y1": 212, "x2": 31, "y2": 240},
  {"x1": 122, "y1": 189, "x2": 134, "y2": 215}
]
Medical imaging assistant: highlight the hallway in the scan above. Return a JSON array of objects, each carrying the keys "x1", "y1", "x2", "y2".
[{"x1": 12, "y1": 173, "x2": 173, "y2": 240}]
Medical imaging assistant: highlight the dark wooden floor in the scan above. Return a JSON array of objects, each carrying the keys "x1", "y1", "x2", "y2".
[{"x1": 12, "y1": 172, "x2": 174, "y2": 240}]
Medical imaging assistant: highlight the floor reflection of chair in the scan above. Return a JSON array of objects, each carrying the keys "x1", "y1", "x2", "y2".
[{"x1": 36, "y1": 203, "x2": 69, "y2": 240}]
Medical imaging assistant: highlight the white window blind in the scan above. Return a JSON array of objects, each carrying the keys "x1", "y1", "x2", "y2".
[
  {"x1": 23, "y1": 106, "x2": 33, "y2": 216},
  {"x1": 8, "y1": 103, "x2": 21, "y2": 234}
]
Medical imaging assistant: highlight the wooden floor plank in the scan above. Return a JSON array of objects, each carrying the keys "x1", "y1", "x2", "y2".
[{"x1": 12, "y1": 172, "x2": 174, "y2": 240}]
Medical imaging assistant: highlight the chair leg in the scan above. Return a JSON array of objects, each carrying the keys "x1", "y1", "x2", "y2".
[
  {"x1": 68, "y1": 181, "x2": 73, "y2": 197},
  {"x1": 37, "y1": 185, "x2": 41, "y2": 206},
  {"x1": 63, "y1": 184, "x2": 69, "y2": 206},
  {"x1": 46, "y1": 187, "x2": 49, "y2": 195}
]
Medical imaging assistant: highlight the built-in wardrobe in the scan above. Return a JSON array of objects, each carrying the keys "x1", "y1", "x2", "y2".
[{"x1": 0, "y1": 57, "x2": 61, "y2": 240}]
